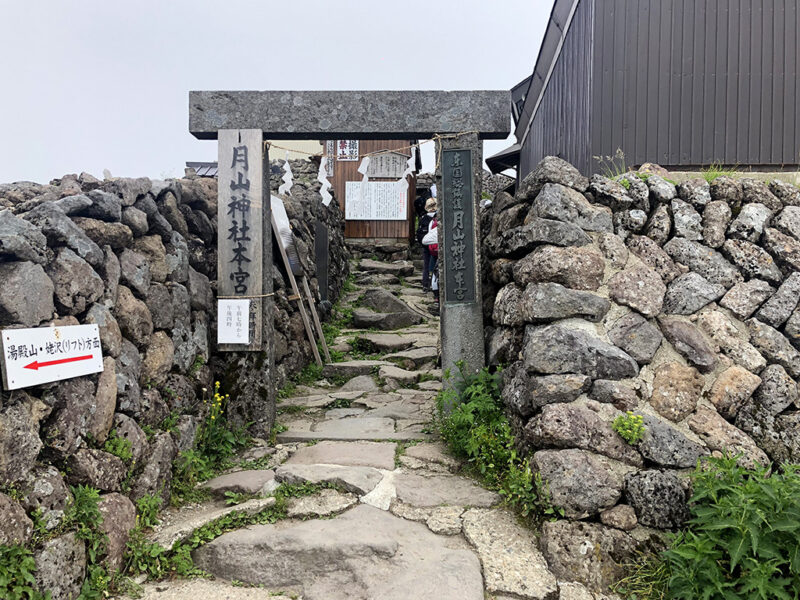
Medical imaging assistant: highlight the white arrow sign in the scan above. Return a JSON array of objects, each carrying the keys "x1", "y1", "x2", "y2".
[{"x1": 1, "y1": 324, "x2": 104, "y2": 390}]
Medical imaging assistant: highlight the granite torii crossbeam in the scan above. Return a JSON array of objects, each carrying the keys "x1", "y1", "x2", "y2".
[{"x1": 189, "y1": 89, "x2": 511, "y2": 386}]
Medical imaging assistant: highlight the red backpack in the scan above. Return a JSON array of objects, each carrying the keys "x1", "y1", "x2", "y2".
[{"x1": 429, "y1": 219, "x2": 439, "y2": 257}]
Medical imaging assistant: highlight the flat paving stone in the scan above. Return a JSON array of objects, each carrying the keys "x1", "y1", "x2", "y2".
[
  {"x1": 278, "y1": 394, "x2": 330, "y2": 408},
  {"x1": 391, "y1": 502, "x2": 465, "y2": 536},
  {"x1": 405, "y1": 443, "x2": 460, "y2": 470},
  {"x1": 276, "y1": 430, "x2": 432, "y2": 443},
  {"x1": 275, "y1": 464, "x2": 384, "y2": 495},
  {"x1": 359, "y1": 258, "x2": 415, "y2": 276},
  {"x1": 313, "y1": 417, "x2": 395, "y2": 436},
  {"x1": 286, "y1": 488, "x2": 358, "y2": 519},
  {"x1": 419, "y1": 380, "x2": 443, "y2": 391},
  {"x1": 132, "y1": 579, "x2": 295, "y2": 600},
  {"x1": 328, "y1": 390, "x2": 367, "y2": 400},
  {"x1": 359, "y1": 332, "x2": 416, "y2": 351},
  {"x1": 338, "y1": 376, "x2": 378, "y2": 392},
  {"x1": 379, "y1": 365, "x2": 420, "y2": 384},
  {"x1": 368, "y1": 401, "x2": 425, "y2": 420},
  {"x1": 393, "y1": 473, "x2": 501, "y2": 508},
  {"x1": 152, "y1": 498, "x2": 276, "y2": 549},
  {"x1": 325, "y1": 408, "x2": 366, "y2": 418},
  {"x1": 462, "y1": 508, "x2": 558, "y2": 600},
  {"x1": 323, "y1": 360, "x2": 391, "y2": 378},
  {"x1": 200, "y1": 470, "x2": 276, "y2": 498},
  {"x1": 384, "y1": 347, "x2": 439, "y2": 369},
  {"x1": 193, "y1": 504, "x2": 484, "y2": 600},
  {"x1": 286, "y1": 440, "x2": 397, "y2": 470}
]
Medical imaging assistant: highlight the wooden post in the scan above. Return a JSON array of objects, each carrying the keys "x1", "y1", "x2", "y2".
[{"x1": 217, "y1": 129, "x2": 264, "y2": 351}]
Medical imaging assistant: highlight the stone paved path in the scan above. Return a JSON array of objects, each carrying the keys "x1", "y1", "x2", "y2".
[{"x1": 134, "y1": 259, "x2": 608, "y2": 600}]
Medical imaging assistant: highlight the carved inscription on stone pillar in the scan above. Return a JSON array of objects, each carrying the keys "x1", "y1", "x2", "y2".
[{"x1": 441, "y1": 148, "x2": 476, "y2": 304}]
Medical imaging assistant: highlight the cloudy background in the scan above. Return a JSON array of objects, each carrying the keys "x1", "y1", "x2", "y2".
[{"x1": 0, "y1": 0, "x2": 548, "y2": 183}]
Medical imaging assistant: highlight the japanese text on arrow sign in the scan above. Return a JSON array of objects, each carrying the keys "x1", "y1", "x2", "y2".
[{"x1": 0, "y1": 324, "x2": 104, "y2": 390}]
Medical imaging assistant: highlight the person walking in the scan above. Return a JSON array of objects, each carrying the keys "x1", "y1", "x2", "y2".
[
  {"x1": 418, "y1": 197, "x2": 437, "y2": 292},
  {"x1": 421, "y1": 199, "x2": 439, "y2": 313}
]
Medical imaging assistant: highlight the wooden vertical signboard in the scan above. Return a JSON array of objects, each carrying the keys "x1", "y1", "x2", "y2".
[{"x1": 217, "y1": 129, "x2": 264, "y2": 351}]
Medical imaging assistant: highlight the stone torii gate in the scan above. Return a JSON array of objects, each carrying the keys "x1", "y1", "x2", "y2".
[{"x1": 189, "y1": 90, "x2": 510, "y2": 388}]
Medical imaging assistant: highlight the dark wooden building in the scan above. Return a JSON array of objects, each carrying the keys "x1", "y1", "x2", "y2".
[
  {"x1": 327, "y1": 140, "x2": 419, "y2": 242},
  {"x1": 500, "y1": 0, "x2": 800, "y2": 179}
]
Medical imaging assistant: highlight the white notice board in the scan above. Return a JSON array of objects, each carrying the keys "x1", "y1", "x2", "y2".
[
  {"x1": 1, "y1": 324, "x2": 104, "y2": 391},
  {"x1": 345, "y1": 181, "x2": 407, "y2": 221},
  {"x1": 217, "y1": 299, "x2": 251, "y2": 345}
]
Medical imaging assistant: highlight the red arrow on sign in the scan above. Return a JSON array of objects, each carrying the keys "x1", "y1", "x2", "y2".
[{"x1": 24, "y1": 355, "x2": 94, "y2": 371}]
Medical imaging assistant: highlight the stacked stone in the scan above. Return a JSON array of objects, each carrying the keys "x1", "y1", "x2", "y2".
[
  {"x1": 481, "y1": 156, "x2": 800, "y2": 591},
  {"x1": 0, "y1": 162, "x2": 348, "y2": 597}
]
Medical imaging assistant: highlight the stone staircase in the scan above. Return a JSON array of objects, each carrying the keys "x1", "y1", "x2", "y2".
[{"x1": 131, "y1": 258, "x2": 605, "y2": 600}]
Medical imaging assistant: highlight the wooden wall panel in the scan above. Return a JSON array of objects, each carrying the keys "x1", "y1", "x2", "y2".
[{"x1": 329, "y1": 139, "x2": 417, "y2": 241}]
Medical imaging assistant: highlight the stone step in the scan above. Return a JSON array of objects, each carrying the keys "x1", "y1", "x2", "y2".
[
  {"x1": 200, "y1": 469, "x2": 276, "y2": 498},
  {"x1": 276, "y1": 430, "x2": 432, "y2": 443},
  {"x1": 352, "y1": 308, "x2": 423, "y2": 330},
  {"x1": 192, "y1": 504, "x2": 484, "y2": 600},
  {"x1": 134, "y1": 579, "x2": 296, "y2": 600},
  {"x1": 384, "y1": 346, "x2": 439, "y2": 369},
  {"x1": 358, "y1": 258, "x2": 415, "y2": 276},
  {"x1": 285, "y1": 440, "x2": 397, "y2": 470},
  {"x1": 322, "y1": 360, "x2": 391, "y2": 379},
  {"x1": 356, "y1": 332, "x2": 416, "y2": 352},
  {"x1": 151, "y1": 497, "x2": 276, "y2": 549}
]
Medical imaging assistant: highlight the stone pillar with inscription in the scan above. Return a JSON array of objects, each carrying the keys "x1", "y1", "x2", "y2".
[
  {"x1": 437, "y1": 132, "x2": 485, "y2": 387},
  {"x1": 216, "y1": 129, "x2": 275, "y2": 436}
]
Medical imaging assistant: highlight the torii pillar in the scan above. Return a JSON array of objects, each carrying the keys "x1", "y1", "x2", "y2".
[{"x1": 189, "y1": 90, "x2": 510, "y2": 387}]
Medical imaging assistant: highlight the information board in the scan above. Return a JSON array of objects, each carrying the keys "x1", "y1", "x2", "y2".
[
  {"x1": 366, "y1": 153, "x2": 408, "y2": 178},
  {"x1": 1, "y1": 324, "x2": 104, "y2": 390},
  {"x1": 345, "y1": 181, "x2": 407, "y2": 221}
]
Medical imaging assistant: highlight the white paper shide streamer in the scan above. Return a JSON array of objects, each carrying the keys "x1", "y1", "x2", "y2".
[
  {"x1": 317, "y1": 157, "x2": 333, "y2": 206},
  {"x1": 357, "y1": 156, "x2": 371, "y2": 204},
  {"x1": 278, "y1": 151, "x2": 294, "y2": 196},
  {"x1": 395, "y1": 147, "x2": 416, "y2": 195}
]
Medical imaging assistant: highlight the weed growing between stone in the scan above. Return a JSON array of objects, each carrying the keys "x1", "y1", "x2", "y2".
[
  {"x1": 436, "y1": 364, "x2": 561, "y2": 524},
  {"x1": 700, "y1": 162, "x2": 738, "y2": 183},
  {"x1": 135, "y1": 495, "x2": 162, "y2": 530},
  {"x1": 124, "y1": 482, "x2": 341, "y2": 584},
  {"x1": 170, "y1": 382, "x2": 251, "y2": 506},
  {"x1": 613, "y1": 456, "x2": 800, "y2": 599},
  {"x1": 102, "y1": 429, "x2": 133, "y2": 463},
  {"x1": 0, "y1": 544, "x2": 50, "y2": 600},
  {"x1": 612, "y1": 411, "x2": 646, "y2": 445}
]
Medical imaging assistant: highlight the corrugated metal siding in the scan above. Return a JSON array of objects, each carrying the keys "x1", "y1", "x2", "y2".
[
  {"x1": 592, "y1": 0, "x2": 800, "y2": 169},
  {"x1": 520, "y1": 0, "x2": 594, "y2": 176}
]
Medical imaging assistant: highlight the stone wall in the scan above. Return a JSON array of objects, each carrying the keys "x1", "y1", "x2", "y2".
[
  {"x1": 0, "y1": 160, "x2": 347, "y2": 596},
  {"x1": 481, "y1": 156, "x2": 800, "y2": 590}
]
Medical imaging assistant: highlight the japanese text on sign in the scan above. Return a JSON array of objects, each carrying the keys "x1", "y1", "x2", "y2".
[
  {"x1": 228, "y1": 143, "x2": 253, "y2": 296},
  {"x1": 442, "y1": 149, "x2": 476, "y2": 304},
  {"x1": 1, "y1": 325, "x2": 104, "y2": 390},
  {"x1": 344, "y1": 181, "x2": 407, "y2": 220},
  {"x1": 217, "y1": 129, "x2": 263, "y2": 350},
  {"x1": 336, "y1": 140, "x2": 359, "y2": 161},
  {"x1": 217, "y1": 300, "x2": 250, "y2": 345}
]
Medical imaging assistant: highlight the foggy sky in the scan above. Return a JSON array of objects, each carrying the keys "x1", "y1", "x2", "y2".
[{"x1": 0, "y1": 0, "x2": 549, "y2": 183}]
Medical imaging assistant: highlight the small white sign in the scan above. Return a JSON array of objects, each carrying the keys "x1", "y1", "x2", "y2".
[
  {"x1": 336, "y1": 140, "x2": 359, "y2": 161},
  {"x1": 1, "y1": 324, "x2": 104, "y2": 391},
  {"x1": 218, "y1": 299, "x2": 250, "y2": 345}
]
